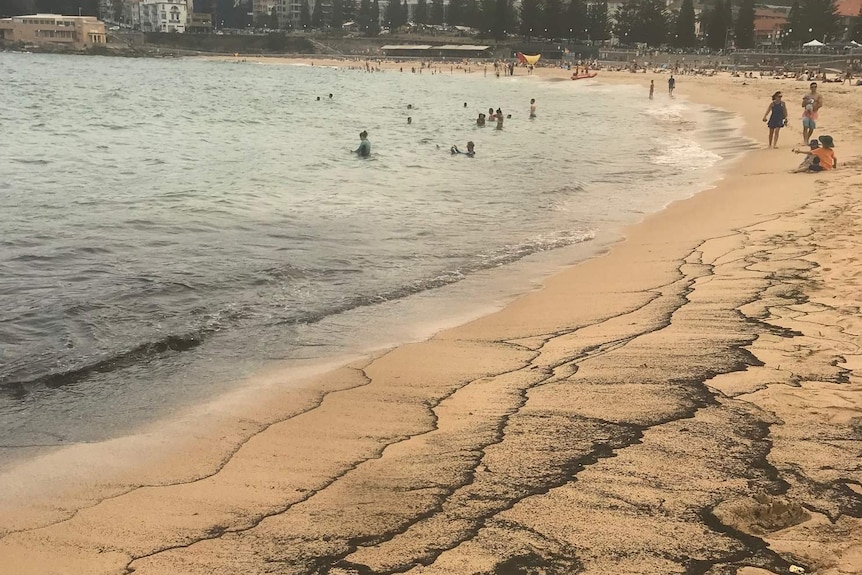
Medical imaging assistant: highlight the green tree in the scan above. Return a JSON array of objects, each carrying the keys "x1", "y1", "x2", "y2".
[
  {"x1": 735, "y1": 0, "x2": 754, "y2": 48},
  {"x1": 800, "y1": 0, "x2": 839, "y2": 41},
  {"x1": 1, "y1": 0, "x2": 35, "y2": 17},
  {"x1": 300, "y1": 0, "x2": 311, "y2": 29},
  {"x1": 385, "y1": 0, "x2": 401, "y2": 28},
  {"x1": 674, "y1": 0, "x2": 696, "y2": 46},
  {"x1": 464, "y1": 0, "x2": 480, "y2": 27},
  {"x1": 520, "y1": 0, "x2": 541, "y2": 38},
  {"x1": 414, "y1": 0, "x2": 428, "y2": 22},
  {"x1": 311, "y1": 0, "x2": 324, "y2": 27},
  {"x1": 358, "y1": 0, "x2": 371, "y2": 32},
  {"x1": 703, "y1": 0, "x2": 731, "y2": 50},
  {"x1": 448, "y1": 0, "x2": 465, "y2": 24},
  {"x1": 370, "y1": 0, "x2": 381, "y2": 34},
  {"x1": 633, "y1": 0, "x2": 668, "y2": 45},
  {"x1": 564, "y1": 0, "x2": 588, "y2": 41},
  {"x1": 430, "y1": 0, "x2": 444, "y2": 23},
  {"x1": 343, "y1": 0, "x2": 357, "y2": 22},
  {"x1": 852, "y1": 6, "x2": 862, "y2": 42},
  {"x1": 613, "y1": 1, "x2": 638, "y2": 44},
  {"x1": 544, "y1": 0, "x2": 564, "y2": 38},
  {"x1": 784, "y1": 0, "x2": 804, "y2": 44},
  {"x1": 330, "y1": 0, "x2": 344, "y2": 28},
  {"x1": 586, "y1": 0, "x2": 610, "y2": 41}
]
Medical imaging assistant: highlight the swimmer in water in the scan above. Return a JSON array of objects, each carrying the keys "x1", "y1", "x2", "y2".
[
  {"x1": 530, "y1": 98, "x2": 536, "y2": 118},
  {"x1": 451, "y1": 141, "x2": 475, "y2": 157},
  {"x1": 354, "y1": 130, "x2": 371, "y2": 157},
  {"x1": 407, "y1": 116, "x2": 412, "y2": 124},
  {"x1": 476, "y1": 113, "x2": 486, "y2": 126}
]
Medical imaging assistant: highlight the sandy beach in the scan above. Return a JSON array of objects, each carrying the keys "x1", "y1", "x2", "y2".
[{"x1": 0, "y1": 61, "x2": 860, "y2": 575}]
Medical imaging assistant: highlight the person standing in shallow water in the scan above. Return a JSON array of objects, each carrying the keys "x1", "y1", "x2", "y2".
[
  {"x1": 354, "y1": 130, "x2": 371, "y2": 157},
  {"x1": 649, "y1": 80, "x2": 654, "y2": 100},
  {"x1": 530, "y1": 98, "x2": 537, "y2": 118},
  {"x1": 668, "y1": 75, "x2": 675, "y2": 97},
  {"x1": 762, "y1": 91, "x2": 787, "y2": 149}
]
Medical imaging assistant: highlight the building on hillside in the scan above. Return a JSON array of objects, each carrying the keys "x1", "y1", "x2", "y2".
[
  {"x1": 123, "y1": 0, "x2": 141, "y2": 28},
  {"x1": 139, "y1": 0, "x2": 190, "y2": 32},
  {"x1": 836, "y1": 0, "x2": 861, "y2": 39},
  {"x1": 0, "y1": 14, "x2": 107, "y2": 48},
  {"x1": 253, "y1": 0, "x2": 278, "y2": 21},
  {"x1": 753, "y1": 7, "x2": 788, "y2": 46},
  {"x1": 188, "y1": 11, "x2": 213, "y2": 32}
]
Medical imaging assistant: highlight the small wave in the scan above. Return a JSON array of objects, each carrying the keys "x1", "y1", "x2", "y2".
[
  {"x1": 0, "y1": 332, "x2": 207, "y2": 395},
  {"x1": 652, "y1": 138, "x2": 722, "y2": 170},
  {"x1": 270, "y1": 230, "x2": 596, "y2": 328},
  {"x1": 11, "y1": 158, "x2": 49, "y2": 165}
]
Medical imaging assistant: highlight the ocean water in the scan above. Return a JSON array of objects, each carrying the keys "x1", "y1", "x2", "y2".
[{"x1": 0, "y1": 53, "x2": 749, "y2": 459}]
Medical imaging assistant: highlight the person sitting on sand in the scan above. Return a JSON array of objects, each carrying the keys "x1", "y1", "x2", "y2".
[
  {"x1": 354, "y1": 130, "x2": 371, "y2": 158},
  {"x1": 791, "y1": 139, "x2": 820, "y2": 171},
  {"x1": 792, "y1": 135, "x2": 836, "y2": 172},
  {"x1": 813, "y1": 135, "x2": 836, "y2": 169},
  {"x1": 476, "y1": 113, "x2": 486, "y2": 126},
  {"x1": 451, "y1": 141, "x2": 475, "y2": 157}
]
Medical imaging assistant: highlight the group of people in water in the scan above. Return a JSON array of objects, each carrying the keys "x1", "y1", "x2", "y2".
[{"x1": 354, "y1": 97, "x2": 540, "y2": 160}]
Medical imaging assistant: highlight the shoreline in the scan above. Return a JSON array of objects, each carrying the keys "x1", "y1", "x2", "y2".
[{"x1": 1, "y1": 63, "x2": 860, "y2": 574}]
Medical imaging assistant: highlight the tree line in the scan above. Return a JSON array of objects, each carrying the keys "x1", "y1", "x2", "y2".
[
  {"x1": 2, "y1": 0, "x2": 859, "y2": 47},
  {"x1": 293, "y1": 0, "x2": 852, "y2": 46}
]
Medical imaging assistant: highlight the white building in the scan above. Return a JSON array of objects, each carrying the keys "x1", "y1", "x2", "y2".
[
  {"x1": 140, "y1": 0, "x2": 189, "y2": 31},
  {"x1": 119, "y1": 0, "x2": 191, "y2": 31}
]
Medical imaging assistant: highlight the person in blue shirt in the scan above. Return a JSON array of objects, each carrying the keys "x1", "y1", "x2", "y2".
[{"x1": 355, "y1": 130, "x2": 371, "y2": 157}]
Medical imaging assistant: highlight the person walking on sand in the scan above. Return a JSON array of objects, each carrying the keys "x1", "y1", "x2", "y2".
[
  {"x1": 649, "y1": 80, "x2": 654, "y2": 100},
  {"x1": 668, "y1": 75, "x2": 676, "y2": 97},
  {"x1": 762, "y1": 91, "x2": 787, "y2": 148},
  {"x1": 530, "y1": 98, "x2": 537, "y2": 118}
]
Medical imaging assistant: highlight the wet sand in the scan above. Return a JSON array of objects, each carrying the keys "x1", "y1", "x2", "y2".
[{"x1": 0, "y1": 65, "x2": 860, "y2": 575}]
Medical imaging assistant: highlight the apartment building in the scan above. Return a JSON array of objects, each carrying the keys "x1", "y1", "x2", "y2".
[
  {"x1": 139, "y1": 0, "x2": 190, "y2": 32},
  {"x1": 0, "y1": 14, "x2": 107, "y2": 48}
]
